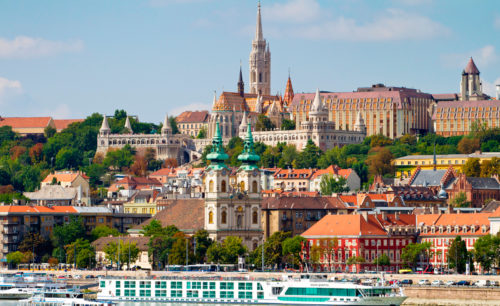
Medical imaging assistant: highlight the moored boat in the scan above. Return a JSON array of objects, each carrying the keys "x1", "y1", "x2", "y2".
[
  {"x1": 20, "y1": 288, "x2": 113, "y2": 306},
  {"x1": 97, "y1": 274, "x2": 407, "y2": 305}
]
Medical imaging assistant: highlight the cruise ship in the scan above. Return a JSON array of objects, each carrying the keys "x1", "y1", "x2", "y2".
[{"x1": 97, "y1": 274, "x2": 407, "y2": 305}]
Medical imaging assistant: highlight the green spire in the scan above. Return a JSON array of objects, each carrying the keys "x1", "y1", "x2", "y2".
[
  {"x1": 238, "y1": 123, "x2": 260, "y2": 171},
  {"x1": 206, "y1": 122, "x2": 229, "y2": 170}
]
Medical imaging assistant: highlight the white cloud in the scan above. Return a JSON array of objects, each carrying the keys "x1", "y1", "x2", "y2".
[
  {"x1": 483, "y1": 77, "x2": 500, "y2": 98},
  {"x1": 442, "y1": 45, "x2": 497, "y2": 69},
  {"x1": 258, "y1": 2, "x2": 449, "y2": 42},
  {"x1": 169, "y1": 102, "x2": 211, "y2": 116},
  {"x1": 0, "y1": 36, "x2": 83, "y2": 59},
  {"x1": 0, "y1": 77, "x2": 23, "y2": 105},
  {"x1": 263, "y1": 0, "x2": 321, "y2": 23}
]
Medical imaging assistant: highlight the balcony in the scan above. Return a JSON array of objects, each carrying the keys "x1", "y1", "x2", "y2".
[{"x1": 2, "y1": 228, "x2": 18, "y2": 235}]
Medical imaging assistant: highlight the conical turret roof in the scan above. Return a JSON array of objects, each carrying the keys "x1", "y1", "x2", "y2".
[
  {"x1": 240, "y1": 112, "x2": 248, "y2": 129},
  {"x1": 255, "y1": 2, "x2": 263, "y2": 41},
  {"x1": 238, "y1": 123, "x2": 260, "y2": 170},
  {"x1": 310, "y1": 88, "x2": 324, "y2": 112},
  {"x1": 206, "y1": 122, "x2": 229, "y2": 171},
  {"x1": 100, "y1": 114, "x2": 110, "y2": 131},
  {"x1": 464, "y1": 57, "x2": 479, "y2": 74},
  {"x1": 124, "y1": 116, "x2": 133, "y2": 133}
]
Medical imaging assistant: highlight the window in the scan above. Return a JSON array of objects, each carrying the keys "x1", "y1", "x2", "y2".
[
  {"x1": 209, "y1": 180, "x2": 214, "y2": 192},
  {"x1": 221, "y1": 180, "x2": 227, "y2": 192},
  {"x1": 252, "y1": 181, "x2": 258, "y2": 193},
  {"x1": 240, "y1": 181, "x2": 245, "y2": 191},
  {"x1": 208, "y1": 211, "x2": 214, "y2": 224},
  {"x1": 252, "y1": 211, "x2": 258, "y2": 224},
  {"x1": 221, "y1": 211, "x2": 227, "y2": 224}
]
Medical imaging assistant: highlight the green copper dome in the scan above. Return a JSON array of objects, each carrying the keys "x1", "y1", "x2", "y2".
[
  {"x1": 206, "y1": 122, "x2": 229, "y2": 171},
  {"x1": 238, "y1": 123, "x2": 260, "y2": 171}
]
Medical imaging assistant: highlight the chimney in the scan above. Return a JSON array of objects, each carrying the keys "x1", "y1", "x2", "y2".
[
  {"x1": 432, "y1": 205, "x2": 439, "y2": 214},
  {"x1": 395, "y1": 211, "x2": 400, "y2": 221}
]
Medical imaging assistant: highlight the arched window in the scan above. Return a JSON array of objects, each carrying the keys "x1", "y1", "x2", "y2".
[
  {"x1": 253, "y1": 241, "x2": 258, "y2": 251},
  {"x1": 209, "y1": 180, "x2": 214, "y2": 192},
  {"x1": 221, "y1": 180, "x2": 227, "y2": 192},
  {"x1": 208, "y1": 211, "x2": 214, "y2": 224},
  {"x1": 252, "y1": 181, "x2": 258, "y2": 193},
  {"x1": 252, "y1": 211, "x2": 258, "y2": 224},
  {"x1": 240, "y1": 181, "x2": 245, "y2": 191},
  {"x1": 237, "y1": 215, "x2": 242, "y2": 228},
  {"x1": 221, "y1": 211, "x2": 227, "y2": 224}
]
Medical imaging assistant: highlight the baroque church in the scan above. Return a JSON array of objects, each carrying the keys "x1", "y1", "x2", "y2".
[
  {"x1": 206, "y1": 3, "x2": 366, "y2": 152},
  {"x1": 204, "y1": 121, "x2": 263, "y2": 250}
]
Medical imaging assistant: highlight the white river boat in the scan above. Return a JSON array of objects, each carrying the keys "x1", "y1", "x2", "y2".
[{"x1": 97, "y1": 274, "x2": 407, "y2": 305}]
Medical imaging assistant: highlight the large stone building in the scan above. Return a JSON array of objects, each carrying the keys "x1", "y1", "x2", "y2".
[
  {"x1": 176, "y1": 110, "x2": 209, "y2": 137},
  {"x1": 96, "y1": 115, "x2": 198, "y2": 164},
  {"x1": 245, "y1": 89, "x2": 366, "y2": 151},
  {"x1": 460, "y1": 57, "x2": 489, "y2": 101},
  {"x1": 290, "y1": 84, "x2": 434, "y2": 139},
  {"x1": 204, "y1": 122, "x2": 263, "y2": 250}
]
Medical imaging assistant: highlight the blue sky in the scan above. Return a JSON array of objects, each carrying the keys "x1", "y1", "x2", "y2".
[{"x1": 0, "y1": 0, "x2": 499, "y2": 122}]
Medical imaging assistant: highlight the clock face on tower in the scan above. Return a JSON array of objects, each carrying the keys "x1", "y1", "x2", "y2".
[{"x1": 252, "y1": 170, "x2": 258, "y2": 177}]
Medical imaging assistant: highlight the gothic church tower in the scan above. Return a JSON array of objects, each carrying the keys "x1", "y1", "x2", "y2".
[{"x1": 249, "y1": 2, "x2": 271, "y2": 95}]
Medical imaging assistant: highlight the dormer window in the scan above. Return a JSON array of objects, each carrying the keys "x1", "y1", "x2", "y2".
[
  {"x1": 454, "y1": 226, "x2": 459, "y2": 233},
  {"x1": 447, "y1": 226, "x2": 451, "y2": 233},
  {"x1": 462, "y1": 226, "x2": 467, "y2": 233},
  {"x1": 431, "y1": 227, "x2": 435, "y2": 234},
  {"x1": 481, "y1": 225, "x2": 487, "y2": 233},
  {"x1": 471, "y1": 226, "x2": 476, "y2": 233},
  {"x1": 439, "y1": 226, "x2": 443, "y2": 234}
]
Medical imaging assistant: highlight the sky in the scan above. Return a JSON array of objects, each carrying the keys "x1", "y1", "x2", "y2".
[{"x1": 0, "y1": 0, "x2": 499, "y2": 123}]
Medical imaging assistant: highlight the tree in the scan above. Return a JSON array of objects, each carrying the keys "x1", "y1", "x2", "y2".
[
  {"x1": 255, "y1": 114, "x2": 276, "y2": 131},
  {"x1": 480, "y1": 157, "x2": 500, "y2": 177},
  {"x1": 401, "y1": 242, "x2": 431, "y2": 269},
  {"x1": 366, "y1": 147, "x2": 394, "y2": 177},
  {"x1": 399, "y1": 134, "x2": 417, "y2": 146},
  {"x1": 169, "y1": 233, "x2": 195, "y2": 265},
  {"x1": 83, "y1": 163, "x2": 106, "y2": 187},
  {"x1": 6, "y1": 251, "x2": 25, "y2": 268},
  {"x1": 193, "y1": 229, "x2": 213, "y2": 264},
  {"x1": 281, "y1": 119, "x2": 295, "y2": 131},
  {"x1": 44, "y1": 126, "x2": 57, "y2": 138},
  {"x1": 103, "y1": 145, "x2": 135, "y2": 171},
  {"x1": 48, "y1": 257, "x2": 59, "y2": 268},
  {"x1": 52, "y1": 216, "x2": 86, "y2": 250},
  {"x1": 448, "y1": 236, "x2": 468, "y2": 274},
  {"x1": 366, "y1": 134, "x2": 393, "y2": 147},
  {"x1": 163, "y1": 158, "x2": 178, "y2": 168},
  {"x1": 29, "y1": 143, "x2": 44, "y2": 164},
  {"x1": 249, "y1": 231, "x2": 290, "y2": 268},
  {"x1": 91, "y1": 225, "x2": 121, "y2": 241},
  {"x1": 295, "y1": 140, "x2": 322, "y2": 169},
  {"x1": 474, "y1": 234, "x2": 500, "y2": 273},
  {"x1": 142, "y1": 220, "x2": 179, "y2": 238},
  {"x1": 18, "y1": 232, "x2": 52, "y2": 261},
  {"x1": 196, "y1": 127, "x2": 207, "y2": 139},
  {"x1": 64, "y1": 238, "x2": 95, "y2": 268},
  {"x1": 462, "y1": 158, "x2": 481, "y2": 177},
  {"x1": 346, "y1": 256, "x2": 366, "y2": 271},
  {"x1": 282, "y1": 236, "x2": 306, "y2": 268},
  {"x1": 373, "y1": 254, "x2": 391, "y2": 266},
  {"x1": 221, "y1": 236, "x2": 247, "y2": 264},
  {"x1": 55, "y1": 147, "x2": 82, "y2": 170},
  {"x1": 129, "y1": 154, "x2": 147, "y2": 177},
  {"x1": 104, "y1": 240, "x2": 140, "y2": 269},
  {"x1": 319, "y1": 174, "x2": 349, "y2": 195},
  {"x1": 458, "y1": 137, "x2": 480, "y2": 154},
  {"x1": 450, "y1": 192, "x2": 471, "y2": 208},
  {"x1": 207, "y1": 242, "x2": 223, "y2": 264},
  {"x1": 10, "y1": 146, "x2": 27, "y2": 160},
  {"x1": 309, "y1": 245, "x2": 322, "y2": 269},
  {"x1": 169, "y1": 116, "x2": 179, "y2": 134}
]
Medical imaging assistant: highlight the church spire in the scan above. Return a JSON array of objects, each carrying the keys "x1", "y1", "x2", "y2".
[
  {"x1": 206, "y1": 122, "x2": 229, "y2": 170},
  {"x1": 237, "y1": 64, "x2": 244, "y2": 97},
  {"x1": 161, "y1": 114, "x2": 171, "y2": 135},
  {"x1": 283, "y1": 74, "x2": 294, "y2": 106},
  {"x1": 124, "y1": 116, "x2": 133, "y2": 134},
  {"x1": 255, "y1": 1, "x2": 263, "y2": 41},
  {"x1": 238, "y1": 123, "x2": 260, "y2": 171}
]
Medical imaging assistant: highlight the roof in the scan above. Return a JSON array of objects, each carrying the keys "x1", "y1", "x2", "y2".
[
  {"x1": 417, "y1": 213, "x2": 491, "y2": 236},
  {"x1": 464, "y1": 57, "x2": 479, "y2": 74},
  {"x1": 431, "y1": 93, "x2": 459, "y2": 101},
  {"x1": 481, "y1": 200, "x2": 500, "y2": 213},
  {"x1": 310, "y1": 165, "x2": 353, "y2": 180},
  {"x1": 410, "y1": 169, "x2": 448, "y2": 187},
  {"x1": 213, "y1": 91, "x2": 281, "y2": 113},
  {"x1": 92, "y1": 236, "x2": 149, "y2": 252},
  {"x1": 108, "y1": 176, "x2": 162, "y2": 192},
  {"x1": 73, "y1": 206, "x2": 112, "y2": 214},
  {"x1": 176, "y1": 111, "x2": 209, "y2": 123},
  {"x1": 24, "y1": 185, "x2": 78, "y2": 201},
  {"x1": 490, "y1": 206, "x2": 500, "y2": 218},
  {"x1": 274, "y1": 168, "x2": 315, "y2": 179},
  {"x1": 433, "y1": 100, "x2": 500, "y2": 118},
  {"x1": 0, "y1": 205, "x2": 77, "y2": 214},
  {"x1": 339, "y1": 195, "x2": 357, "y2": 206},
  {"x1": 465, "y1": 177, "x2": 500, "y2": 190},
  {"x1": 261, "y1": 196, "x2": 347, "y2": 210},
  {"x1": 301, "y1": 214, "x2": 387, "y2": 237},
  {"x1": 134, "y1": 199, "x2": 204, "y2": 232},
  {"x1": 42, "y1": 171, "x2": 89, "y2": 183},
  {"x1": 0, "y1": 117, "x2": 52, "y2": 129},
  {"x1": 149, "y1": 168, "x2": 175, "y2": 177},
  {"x1": 53, "y1": 119, "x2": 84, "y2": 131}
]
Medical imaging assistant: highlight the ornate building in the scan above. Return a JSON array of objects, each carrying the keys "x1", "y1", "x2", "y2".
[
  {"x1": 290, "y1": 84, "x2": 434, "y2": 139},
  {"x1": 242, "y1": 89, "x2": 366, "y2": 151},
  {"x1": 204, "y1": 122, "x2": 263, "y2": 250},
  {"x1": 249, "y1": 2, "x2": 270, "y2": 95},
  {"x1": 460, "y1": 57, "x2": 488, "y2": 101},
  {"x1": 96, "y1": 115, "x2": 197, "y2": 164}
]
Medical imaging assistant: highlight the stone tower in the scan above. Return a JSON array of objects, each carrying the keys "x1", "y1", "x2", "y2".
[
  {"x1": 249, "y1": 2, "x2": 271, "y2": 95},
  {"x1": 354, "y1": 111, "x2": 366, "y2": 134},
  {"x1": 460, "y1": 57, "x2": 482, "y2": 101}
]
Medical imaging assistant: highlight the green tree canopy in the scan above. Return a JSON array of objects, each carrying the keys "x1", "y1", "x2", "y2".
[
  {"x1": 319, "y1": 174, "x2": 349, "y2": 195},
  {"x1": 104, "y1": 239, "x2": 140, "y2": 269},
  {"x1": 282, "y1": 236, "x2": 306, "y2": 268},
  {"x1": 448, "y1": 236, "x2": 468, "y2": 274},
  {"x1": 401, "y1": 242, "x2": 431, "y2": 269},
  {"x1": 255, "y1": 114, "x2": 276, "y2": 131},
  {"x1": 281, "y1": 119, "x2": 295, "y2": 131},
  {"x1": 91, "y1": 225, "x2": 121, "y2": 241},
  {"x1": 474, "y1": 234, "x2": 500, "y2": 272},
  {"x1": 462, "y1": 158, "x2": 481, "y2": 177},
  {"x1": 7, "y1": 251, "x2": 25, "y2": 268},
  {"x1": 52, "y1": 216, "x2": 86, "y2": 250}
]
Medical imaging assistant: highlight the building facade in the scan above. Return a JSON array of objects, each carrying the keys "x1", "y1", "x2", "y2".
[
  {"x1": 96, "y1": 115, "x2": 197, "y2": 164},
  {"x1": 176, "y1": 111, "x2": 209, "y2": 137},
  {"x1": 290, "y1": 85, "x2": 434, "y2": 139}
]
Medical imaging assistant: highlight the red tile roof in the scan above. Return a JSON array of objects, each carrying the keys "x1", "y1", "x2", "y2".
[
  {"x1": 0, "y1": 205, "x2": 78, "y2": 214},
  {"x1": 42, "y1": 171, "x2": 89, "y2": 183},
  {"x1": 339, "y1": 195, "x2": 357, "y2": 206},
  {"x1": 417, "y1": 213, "x2": 491, "y2": 236},
  {"x1": 274, "y1": 168, "x2": 315, "y2": 179},
  {"x1": 464, "y1": 57, "x2": 479, "y2": 74},
  {"x1": 0, "y1": 117, "x2": 52, "y2": 128},
  {"x1": 262, "y1": 196, "x2": 347, "y2": 210},
  {"x1": 301, "y1": 214, "x2": 387, "y2": 237},
  {"x1": 53, "y1": 119, "x2": 84, "y2": 131},
  {"x1": 176, "y1": 111, "x2": 209, "y2": 123}
]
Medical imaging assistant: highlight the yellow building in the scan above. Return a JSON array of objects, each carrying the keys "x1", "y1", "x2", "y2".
[
  {"x1": 394, "y1": 152, "x2": 500, "y2": 176},
  {"x1": 123, "y1": 190, "x2": 159, "y2": 215}
]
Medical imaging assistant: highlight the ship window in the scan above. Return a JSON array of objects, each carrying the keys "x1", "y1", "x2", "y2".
[
  {"x1": 284, "y1": 287, "x2": 359, "y2": 297},
  {"x1": 220, "y1": 291, "x2": 234, "y2": 298},
  {"x1": 116, "y1": 289, "x2": 121, "y2": 296},
  {"x1": 187, "y1": 290, "x2": 198, "y2": 297},
  {"x1": 139, "y1": 289, "x2": 151, "y2": 297},
  {"x1": 100, "y1": 281, "x2": 105, "y2": 288},
  {"x1": 210, "y1": 282, "x2": 216, "y2": 289},
  {"x1": 272, "y1": 287, "x2": 283, "y2": 295},
  {"x1": 257, "y1": 292, "x2": 264, "y2": 299},
  {"x1": 257, "y1": 283, "x2": 263, "y2": 290},
  {"x1": 155, "y1": 289, "x2": 167, "y2": 297},
  {"x1": 140, "y1": 281, "x2": 151, "y2": 288},
  {"x1": 116, "y1": 281, "x2": 121, "y2": 288},
  {"x1": 203, "y1": 291, "x2": 216, "y2": 298},
  {"x1": 171, "y1": 290, "x2": 182, "y2": 297}
]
